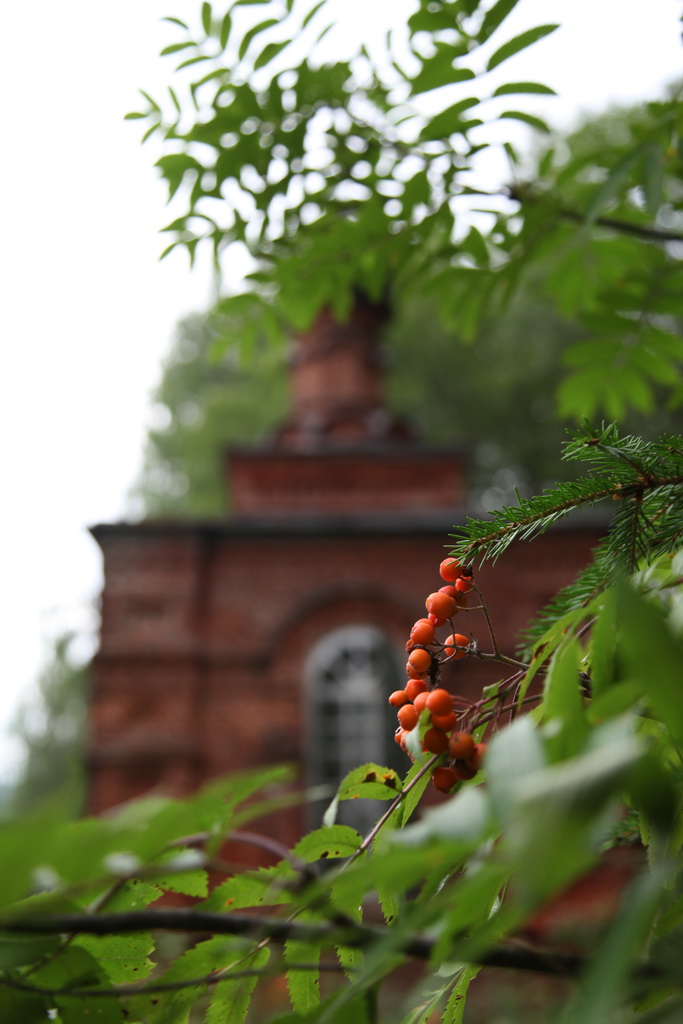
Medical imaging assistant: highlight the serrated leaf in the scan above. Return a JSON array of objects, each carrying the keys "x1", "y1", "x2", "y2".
[
  {"x1": 492, "y1": 80, "x2": 556, "y2": 96},
  {"x1": 292, "y1": 825, "x2": 362, "y2": 862},
  {"x1": 486, "y1": 24, "x2": 559, "y2": 71},
  {"x1": 206, "y1": 947, "x2": 270, "y2": 1024},
  {"x1": 285, "y1": 919, "x2": 320, "y2": 1013},
  {"x1": 338, "y1": 763, "x2": 402, "y2": 801},
  {"x1": 201, "y1": 864, "x2": 296, "y2": 911},
  {"x1": 442, "y1": 965, "x2": 481, "y2": 1023},
  {"x1": 73, "y1": 932, "x2": 155, "y2": 984}
]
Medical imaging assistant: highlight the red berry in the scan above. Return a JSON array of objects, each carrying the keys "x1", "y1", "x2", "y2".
[
  {"x1": 455, "y1": 577, "x2": 473, "y2": 594},
  {"x1": 465, "y1": 742, "x2": 487, "y2": 772},
  {"x1": 422, "y1": 728, "x2": 449, "y2": 755},
  {"x1": 453, "y1": 759, "x2": 477, "y2": 781},
  {"x1": 428, "y1": 613, "x2": 446, "y2": 627},
  {"x1": 448, "y1": 732, "x2": 476, "y2": 760},
  {"x1": 432, "y1": 765, "x2": 458, "y2": 793}
]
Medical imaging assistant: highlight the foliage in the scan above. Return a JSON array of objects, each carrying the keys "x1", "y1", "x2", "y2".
[
  {"x1": 8, "y1": 634, "x2": 87, "y2": 819},
  {"x1": 131, "y1": 312, "x2": 287, "y2": 516},
  {"x1": 128, "y1": 0, "x2": 683, "y2": 421},
  {"x1": 2, "y1": 425, "x2": 683, "y2": 1021}
]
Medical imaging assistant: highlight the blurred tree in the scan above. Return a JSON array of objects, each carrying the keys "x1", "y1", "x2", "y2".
[
  {"x1": 9, "y1": 634, "x2": 87, "y2": 818},
  {"x1": 131, "y1": 312, "x2": 287, "y2": 516},
  {"x1": 129, "y1": 1, "x2": 683, "y2": 425}
]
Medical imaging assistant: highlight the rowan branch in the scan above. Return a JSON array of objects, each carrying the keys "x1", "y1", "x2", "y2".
[{"x1": 0, "y1": 909, "x2": 666, "y2": 983}]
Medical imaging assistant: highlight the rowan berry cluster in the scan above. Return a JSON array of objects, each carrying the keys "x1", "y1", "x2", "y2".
[{"x1": 390, "y1": 557, "x2": 487, "y2": 794}]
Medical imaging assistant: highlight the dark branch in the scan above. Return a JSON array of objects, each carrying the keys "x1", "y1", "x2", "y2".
[{"x1": 0, "y1": 909, "x2": 665, "y2": 982}]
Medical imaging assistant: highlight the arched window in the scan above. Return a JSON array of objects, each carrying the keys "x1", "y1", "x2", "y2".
[{"x1": 305, "y1": 625, "x2": 404, "y2": 832}]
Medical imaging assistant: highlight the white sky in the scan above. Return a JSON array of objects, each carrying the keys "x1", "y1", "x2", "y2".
[{"x1": 0, "y1": 0, "x2": 681, "y2": 783}]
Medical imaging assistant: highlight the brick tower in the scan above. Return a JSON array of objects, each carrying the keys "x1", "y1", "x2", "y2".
[{"x1": 88, "y1": 300, "x2": 602, "y2": 841}]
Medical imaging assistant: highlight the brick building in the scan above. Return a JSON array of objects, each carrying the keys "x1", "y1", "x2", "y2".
[{"x1": 88, "y1": 300, "x2": 603, "y2": 842}]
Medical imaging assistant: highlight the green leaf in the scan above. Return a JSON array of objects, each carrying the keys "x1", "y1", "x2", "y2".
[
  {"x1": 492, "y1": 80, "x2": 556, "y2": 96},
  {"x1": 73, "y1": 933, "x2": 155, "y2": 984},
  {"x1": 254, "y1": 39, "x2": 291, "y2": 71},
  {"x1": 442, "y1": 965, "x2": 481, "y2": 1023},
  {"x1": 485, "y1": 716, "x2": 546, "y2": 825},
  {"x1": 285, "y1": 917, "x2": 321, "y2": 1013},
  {"x1": 486, "y1": 24, "x2": 559, "y2": 71},
  {"x1": 411, "y1": 58, "x2": 475, "y2": 97},
  {"x1": 160, "y1": 41, "x2": 195, "y2": 55},
  {"x1": 616, "y1": 583, "x2": 683, "y2": 749},
  {"x1": 585, "y1": 141, "x2": 651, "y2": 224},
  {"x1": 337, "y1": 763, "x2": 402, "y2": 801},
  {"x1": 541, "y1": 638, "x2": 588, "y2": 761},
  {"x1": 479, "y1": 0, "x2": 520, "y2": 42},
  {"x1": 419, "y1": 97, "x2": 481, "y2": 141},
  {"x1": 394, "y1": 785, "x2": 492, "y2": 847},
  {"x1": 162, "y1": 16, "x2": 189, "y2": 29},
  {"x1": 219, "y1": 11, "x2": 232, "y2": 49},
  {"x1": 562, "y1": 869, "x2": 665, "y2": 1024},
  {"x1": 206, "y1": 947, "x2": 270, "y2": 1024},
  {"x1": 292, "y1": 825, "x2": 363, "y2": 862},
  {"x1": 201, "y1": 1, "x2": 212, "y2": 35},
  {"x1": 238, "y1": 18, "x2": 279, "y2": 60},
  {"x1": 302, "y1": 0, "x2": 326, "y2": 29},
  {"x1": 499, "y1": 110, "x2": 550, "y2": 133},
  {"x1": 201, "y1": 864, "x2": 296, "y2": 911}
]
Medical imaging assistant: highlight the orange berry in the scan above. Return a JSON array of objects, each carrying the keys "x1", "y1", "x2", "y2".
[
  {"x1": 425, "y1": 688, "x2": 452, "y2": 717},
  {"x1": 431, "y1": 710, "x2": 457, "y2": 732},
  {"x1": 428, "y1": 613, "x2": 446, "y2": 627},
  {"x1": 388, "y1": 690, "x2": 410, "y2": 708},
  {"x1": 438, "y1": 585, "x2": 458, "y2": 599},
  {"x1": 398, "y1": 704, "x2": 419, "y2": 731},
  {"x1": 432, "y1": 765, "x2": 458, "y2": 793},
  {"x1": 406, "y1": 660, "x2": 425, "y2": 680},
  {"x1": 408, "y1": 648, "x2": 432, "y2": 674},
  {"x1": 444, "y1": 633, "x2": 468, "y2": 659},
  {"x1": 439, "y1": 558, "x2": 462, "y2": 582},
  {"x1": 413, "y1": 691, "x2": 429, "y2": 714},
  {"x1": 410, "y1": 619, "x2": 436, "y2": 645},
  {"x1": 422, "y1": 728, "x2": 449, "y2": 755},
  {"x1": 455, "y1": 577, "x2": 473, "y2": 594},
  {"x1": 425, "y1": 592, "x2": 458, "y2": 619},
  {"x1": 454, "y1": 591, "x2": 469, "y2": 609},
  {"x1": 394, "y1": 727, "x2": 406, "y2": 746},
  {"x1": 404, "y1": 678, "x2": 428, "y2": 700},
  {"x1": 449, "y1": 732, "x2": 476, "y2": 760}
]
